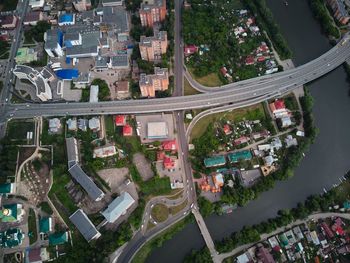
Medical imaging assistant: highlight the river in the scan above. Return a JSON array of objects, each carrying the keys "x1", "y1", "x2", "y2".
[{"x1": 146, "y1": 0, "x2": 350, "y2": 262}]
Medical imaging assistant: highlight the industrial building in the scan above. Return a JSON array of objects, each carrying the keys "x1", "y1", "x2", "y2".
[{"x1": 147, "y1": 121, "x2": 168, "y2": 139}]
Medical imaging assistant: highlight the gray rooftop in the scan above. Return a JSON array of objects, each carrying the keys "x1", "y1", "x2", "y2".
[
  {"x1": 95, "y1": 56, "x2": 109, "y2": 68},
  {"x1": 141, "y1": 0, "x2": 165, "y2": 11},
  {"x1": 102, "y1": 192, "x2": 135, "y2": 223},
  {"x1": 140, "y1": 31, "x2": 167, "y2": 46},
  {"x1": 110, "y1": 54, "x2": 129, "y2": 68},
  {"x1": 69, "y1": 209, "x2": 101, "y2": 242},
  {"x1": 13, "y1": 65, "x2": 49, "y2": 95},
  {"x1": 45, "y1": 29, "x2": 61, "y2": 50},
  {"x1": 68, "y1": 164, "x2": 105, "y2": 201},
  {"x1": 65, "y1": 137, "x2": 79, "y2": 168},
  {"x1": 101, "y1": 7, "x2": 129, "y2": 33}
]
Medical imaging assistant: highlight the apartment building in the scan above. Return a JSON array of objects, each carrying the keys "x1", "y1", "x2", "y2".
[
  {"x1": 139, "y1": 0, "x2": 167, "y2": 27},
  {"x1": 139, "y1": 67, "x2": 169, "y2": 97},
  {"x1": 139, "y1": 30, "x2": 167, "y2": 61}
]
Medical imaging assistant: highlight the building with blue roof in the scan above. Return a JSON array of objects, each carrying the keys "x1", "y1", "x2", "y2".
[
  {"x1": 0, "y1": 183, "x2": 15, "y2": 195},
  {"x1": 102, "y1": 192, "x2": 135, "y2": 223},
  {"x1": 204, "y1": 155, "x2": 226, "y2": 168},
  {"x1": 58, "y1": 13, "x2": 75, "y2": 26},
  {"x1": 228, "y1": 150, "x2": 252, "y2": 163},
  {"x1": 56, "y1": 69, "x2": 79, "y2": 80}
]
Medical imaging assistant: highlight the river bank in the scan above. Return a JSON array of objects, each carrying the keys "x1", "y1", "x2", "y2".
[{"x1": 146, "y1": 1, "x2": 350, "y2": 262}]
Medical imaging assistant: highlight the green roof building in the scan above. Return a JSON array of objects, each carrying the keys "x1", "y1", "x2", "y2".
[
  {"x1": 0, "y1": 183, "x2": 14, "y2": 194},
  {"x1": 0, "y1": 204, "x2": 23, "y2": 223},
  {"x1": 49, "y1": 232, "x2": 68, "y2": 246},
  {"x1": 39, "y1": 217, "x2": 53, "y2": 234},
  {"x1": 227, "y1": 150, "x2": 252, "y2": 163},
  {"x1": 0, "y1": 228, "x2": 24, "y2": 248},
  {"x1": 204, "y1": 155, "x2": 226, "y2": 168}
]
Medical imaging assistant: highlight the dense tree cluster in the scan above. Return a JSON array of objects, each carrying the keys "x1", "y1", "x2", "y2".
[
  {"x1": 24, "y1": 21, "x2": 51, "y2": 43},
  {"x1": 309, "y1": 0, "x2": 340, "y2": 39}
]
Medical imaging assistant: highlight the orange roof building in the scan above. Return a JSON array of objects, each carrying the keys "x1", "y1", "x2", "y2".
[
  {"x1": 115, "y1": 115, "x2": 126, "y2": 126},
  {"x1": 123, "y1": 125, "x2": 133, "y2": 136},
  {"x1": 162, "y1": 139, "x2": 177, "y2": 151},
  {"x1": 163, "y1": 156, "x2": 176, "y2": 170}
]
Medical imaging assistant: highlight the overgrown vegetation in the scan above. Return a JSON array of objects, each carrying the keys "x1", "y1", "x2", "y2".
[
  {"x1": 28, "y1": 209, "x2": 38, "y2": 245},
  {"x1": 0, "y1": 0, "x2": 18, "y2": 11},
  {"x1": 24, "y1": 21, "x2": 51, "y2": 43},
  {"x1": 308, "y1": 0, "x2": 340, "y2": 39}
]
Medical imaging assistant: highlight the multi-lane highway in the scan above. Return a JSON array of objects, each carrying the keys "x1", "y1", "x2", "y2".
[
  {"x1": 0, "y1": 0, "x2": 29, "y2": 135},
  {"x1": 3, "y1": 35, "x2": 350, "y2": 122}
]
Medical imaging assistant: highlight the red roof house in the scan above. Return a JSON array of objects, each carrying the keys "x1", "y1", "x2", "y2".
[
  {"x1": 115, "y1": 115, "x2": 126, "y2": 126},
  {"x1": 269, "y1": 99, "x2": 286, "y2": 113},
  {"x1": 321, "y1": 222, "x2": 334, "y2": 239},
  {"x1": 245, "y1": 56, "x2": 255, "y2": 65},
  {"x1": 157, "y1": 151, "x2": 165, "y2": 161},
  {"x1": 257, "y1": 56, "x2": 266, "y2": 62},
  {"x1": 164, "y1": 156, "x2": 176, "y2": 170},
  {"x1": 223, "y1": 124, "x2": 232, "y2": 135},
  {"x1": 234, "y1": 136, "x2": 250, "y2": 146},
  {"x1": 162, "y1": 140, "x2": 178, "y2": 151},
  {"x1": 184, "y1": 45, "x2": 198, "y2": 56},
  {"x1": 123, "y1": 125, "x2": 133, "y2": 136},
  {"x1": 220, "y1": 67, "x2": 228, "y2": 77},
  {"x1": 260, "y1": 43, "x2": 269, "y2": 53}
]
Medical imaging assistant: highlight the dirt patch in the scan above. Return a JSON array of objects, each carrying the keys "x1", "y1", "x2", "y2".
[
  {"x1": 132, "y1": 153, "x2": 153, "y2": 181},
  {"x1": 18, "y1": 147, "x2": 36, "y2": 165},
  {"x1": 97, "y1": 168, "x2": 129, "y2": 193}
]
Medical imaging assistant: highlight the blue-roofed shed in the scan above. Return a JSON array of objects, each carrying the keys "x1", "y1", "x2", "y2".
[
  {"x1": 204, "y1": 155, "x2": 226, "y2": 168},
  {"x1": 56, "y1": 69, "x2": 79, "y2": 80}
]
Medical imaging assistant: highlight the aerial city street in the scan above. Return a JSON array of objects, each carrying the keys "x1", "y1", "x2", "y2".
[{"x1": 1, "y1": 0, "x2": 350, "y2": 263}]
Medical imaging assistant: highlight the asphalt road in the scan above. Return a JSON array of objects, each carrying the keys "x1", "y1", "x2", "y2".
[
  {"x1": 3, "y1": 35, "x2": 350, "y2": 122},
  {"x1": 0, "y1": 0, "x2": 29, "y2": 136}
]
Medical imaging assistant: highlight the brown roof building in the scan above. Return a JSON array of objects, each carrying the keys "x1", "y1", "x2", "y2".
[
  {"x1": 115, "y1": 81, "x2": 129, "y2": 95},
  {"x1": 139, "y1": 30, "x2": 167, "y2": 62},
  {"x1": 0, "y1": 15, "x2": 17, "y2": 29},
  {"x1": 139, "y1": 0, "x2": 167, "y2": 27},
  {"x1": 139, "y1": 67, "x2": 169, "y2": 97}
]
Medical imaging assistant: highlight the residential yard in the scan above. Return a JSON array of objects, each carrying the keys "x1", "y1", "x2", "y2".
[
  {"x1": 6, "y1": 119, "x2": 35, "y2": 144},
  {"x1": 190, "y1": 103, "x2": 265, "y2": 141},
  {"x1": 151, "y1": 204, "x2": 169, "y2": 223},
  {"x1": 104, "y1": 115, "x2": 115, "y2": 138},
  {"x1": 28, "y1": 208, "x2": 37, "y2": 245}
]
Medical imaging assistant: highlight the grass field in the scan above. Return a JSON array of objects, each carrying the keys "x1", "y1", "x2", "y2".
[
  {"x1": 184, "y1": 79, "x2": 200, "y2": 96},
  {"x1": 7, "y1": 120, "x2": 35, "y2": 143},
  {"x1": 28, "y1": 209, "x2": 37, "y2": 245},
  {"x1": 104, "y1": 115, "x2": 115, "y2": 137},
  {"x1": 189, "y1": 68, "x2": 223, "y2": 87},
  {"x1": 151, "y1": 204, "x2": 169, "y2": 222},
  {"x1": 169, "y1": 200, "x2": 188, "y2": 215},
  {"x1": 190, "y1": 103, "x2": 265, "y2": 141}
]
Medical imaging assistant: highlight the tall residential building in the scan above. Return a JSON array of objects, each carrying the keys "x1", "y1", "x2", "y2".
[
  {"x1": 139, "y1": 67, "x2": 169, "y2": 97},
  {"x1": 139, "y1": 31, "x2": 167, "y2": 61},
  {"x1": 44, "y1": 29, "x2": 64, "y2": 57},
  {"x1": 139, "y1": 0, "x2": 167, "y2": 27},
  {"x1": 73, "y1": 0, "x2": 92, "y2": 12}
]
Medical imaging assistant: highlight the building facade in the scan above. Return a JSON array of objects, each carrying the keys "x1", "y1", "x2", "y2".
[
  {"x1": 139, "y1": 0, "x2": 167, "y2": 27},
  {"x1": 139, "y1": 67, "x2": 169, "y2": 97},
  {"x1": 139, "y1": 31, "x2": 167, "y2": 61}
]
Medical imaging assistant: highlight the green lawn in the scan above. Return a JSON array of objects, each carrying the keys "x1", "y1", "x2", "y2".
[
  {"x1": 190, "y1": 103, "x2": 265, "y2": 141},
  {"x1": 184, "y1": 79, "x2": 200, "y2": 96},
  {"x1": 7, "y1": 120, "x2": 35, "y2": 143},
  {"x1": 169, "y1": 200, "x2": 188, "y2": 215},
  {"x1": 39, "y1": 201, "x2": 53, "y2": 215},
  {"x1": 104, "y1": 115, "x2": 115, "y2": 137},
  {"x1": 189, "y1": 68, "x2": 223, "y2": 87},
  {"x1": 28, "y1": 208, "x2": 37, "y2": 245},
  {"x1": 151, "y1": 204, "x2": 169, "y2": 222}
]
